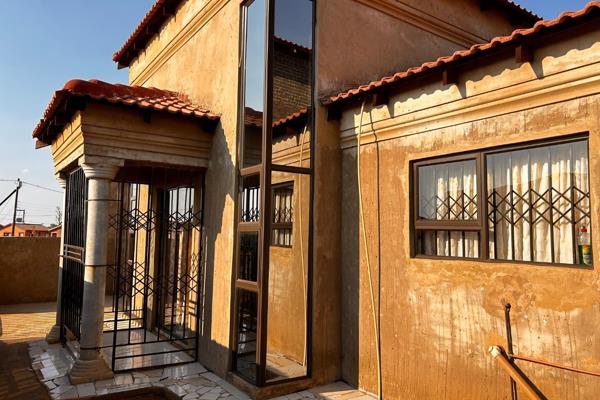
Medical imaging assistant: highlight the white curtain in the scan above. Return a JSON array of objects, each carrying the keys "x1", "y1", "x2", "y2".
[
  {"x1": 419, "y1": 160, "x2": 479, "y2": 258},
  {"x1": 418, "y1": 140, "x2": 589, "y2": 264},
  {"x1": 488, "y1": 141, "x2": 589, "y2": 264}
]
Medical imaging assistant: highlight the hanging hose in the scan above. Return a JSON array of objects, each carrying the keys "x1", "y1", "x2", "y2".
[
  {"x1": 357, "y1": 100, "x2": 382, "y2": 399},
  {"x1": 299, "y1": 125, "x2": 308, "y2": 367}
]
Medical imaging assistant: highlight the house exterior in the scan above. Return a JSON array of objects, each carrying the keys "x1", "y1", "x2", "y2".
[
  {"x1": 31, "y1": 0, "x2": 600, "y2": 399},
  {"x1": 48, "y1": 225, "x2": 62, "y2": 237},
  {"x1": 0, "y1": 223, "x2": 51, "y2": 237}
]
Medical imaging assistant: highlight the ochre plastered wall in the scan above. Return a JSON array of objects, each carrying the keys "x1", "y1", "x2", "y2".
[
  {"x1": 0, "y1": 238, "x2": 60, "y2": 305},
  {"x1": 339, "y1": 25, "x2": 600, "y2": 399},
  {"x1": 127, "y1": 0, "x2": 240, "y2": 376},
  {"x1": 316, "y1": 0, "x2": 520, "y2": 97}
]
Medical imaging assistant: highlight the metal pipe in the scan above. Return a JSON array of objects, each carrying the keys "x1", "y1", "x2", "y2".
[
  {"x1": 11, "y1": 179, "x2": 22, "y2": 236},
  {"x1": 489, "y1": 346, "x2": 542, "y2": 400},
  {"x1": 512, "y1": 353, "x2": 600, "y2": 378},
  {"x1": 504, "y1": 303, "x2": 518, "y2": 400}
]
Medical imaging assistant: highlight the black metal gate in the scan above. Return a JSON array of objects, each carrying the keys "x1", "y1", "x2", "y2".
[
  {"x1": 104, "y1": 181, "x2": 204, "y2": 372},
  {"x1": 60, "y1": 167, "x2": 87, "y2": 342}
]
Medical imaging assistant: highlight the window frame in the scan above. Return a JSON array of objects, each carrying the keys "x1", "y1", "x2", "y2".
[
  {"x1": 271, "y1": 181, "x2": 294, "y2": 247},
  {"x1": 411, "y1": 134, "x2": 592, "y2": 267}
]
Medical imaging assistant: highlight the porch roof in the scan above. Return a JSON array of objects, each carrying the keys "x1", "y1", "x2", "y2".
[{"x1": 32, "y1": 79, "x2": 219, "y2": 146}]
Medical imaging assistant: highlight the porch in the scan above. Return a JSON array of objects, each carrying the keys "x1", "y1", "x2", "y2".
[{"x1": 0, "y1": 303, "x2": 373, "y2": 400}]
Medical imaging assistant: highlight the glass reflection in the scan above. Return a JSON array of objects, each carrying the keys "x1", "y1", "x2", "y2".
[
  {"x1": 242, "y1": 0, "x2": 266, "y2": 168},
  {"x1": 235, "y1": 289, "x2": 258, "y2": 383},
  {"x1": 271, "y1": 0, "x2": 312, "y2": 167},
  {"x1": 266, "y1": 171, "x2": 310, "y2": 382}
]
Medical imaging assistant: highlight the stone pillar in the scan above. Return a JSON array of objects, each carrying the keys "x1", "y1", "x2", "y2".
[
  {"x1": 68, "y1": 163, "x2": 118, "y2": 384},
  {"x1": 46, "y1": 175, "x2": 67, "y2": 344}
]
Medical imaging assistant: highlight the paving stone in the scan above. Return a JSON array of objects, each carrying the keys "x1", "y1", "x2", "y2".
[
  {"x1": 196, "y1": 386, "x2": 213, "y2": 395},
  {"x1": 76, "y1": 382, "x2": 96, "y2": 397},
  {"x1": 183, "y1": 383, "x2": 199, "y2": 392},
  {"x1": 217, "y1": 380, "x2": 250, "y2": 400},
  {"x1": 95, "y1": 378, "x2": 116, "y2": 390},
  {"x1": 40, "y1": 366, "x2": 61, "y2": 381},
  {"x1": 51, "y1": 384, "x2": 75, "y2": 395},
  {"x1": 55, "y1": 387, "x2": 78, "y2": 400},
  {"x1": 201, "y1": 372, "x2": 222, "y2": 383},
  {"x1": 44, "y1": 380, "x2": 57, "y2": 390},
  {"x1": 114, "y1": 373, "x2": 134, "y2": 385},
  {"x1": 184, "y1": 394, "x2": 200, "y2": 400},
  {"x1": 53, "y1": 375, "x2": 70, "y2": 386},
  {"x1": 163, "y1": 363, "x2": 207, "y2": 378},
  {"x1": 200, "y1": 392, "x2": 220, "y2": 400},
  {"x1": 134, "y1": 376, "x2": 154, "y2": 384},
  {"x1": 168, "y1": 385, "x2": 188, "y2": 396},
  {"x1": 209, "y1": 387, "x2": 224, "y2": 393}
]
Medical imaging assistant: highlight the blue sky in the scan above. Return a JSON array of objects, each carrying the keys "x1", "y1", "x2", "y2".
[{"x1": 0, "y1": 0, "x2": 589, "y2": 225}]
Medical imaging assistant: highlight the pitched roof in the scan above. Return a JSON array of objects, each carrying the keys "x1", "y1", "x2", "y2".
[
  {"x1": 324, "y1": 1, "x2": 600, "y2": 106},
  {"x1": 1, "y1": 223, "x2": 50, "y2": 231},
  {"x1": 113, "y1": 0, "x2": 538, "y2": 69},
  {"x1": 33, "y1": 79, "x2": 219, "y2": 144}
]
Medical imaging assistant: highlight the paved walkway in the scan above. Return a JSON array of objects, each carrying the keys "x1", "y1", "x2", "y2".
[
  {"x1": 0, "y1": 302, "x2": 56, "y2": 400},
  {"x1": 1, "y1": 303, "x2": 374, "y2": 400}
]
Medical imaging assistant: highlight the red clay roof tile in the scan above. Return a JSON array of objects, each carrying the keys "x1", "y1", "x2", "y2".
[
  {"x1": 324, "y1": 1, "x2": 600, "y2": 106},
  {"x1": 33, "y1": 79, "x2": 219, "y2": 143}
]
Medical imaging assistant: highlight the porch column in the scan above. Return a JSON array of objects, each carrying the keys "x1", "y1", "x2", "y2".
[
  {"x1": 46, "y1": 175, "x2": 67, "y2": 344},
  {"x1": 69, "y1": 163, "x2": 118, "y2": 384}
]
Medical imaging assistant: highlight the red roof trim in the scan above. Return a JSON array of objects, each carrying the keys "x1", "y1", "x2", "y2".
[
  {"x1": 33, "y1": 79, "x2": 219, "y2": 142},
  {"x1": 324, "y1": 1, "x2": 600, "y2": 106},
  {"x1": 113, "y1": 0, "x2": 183, "y2": 68}
]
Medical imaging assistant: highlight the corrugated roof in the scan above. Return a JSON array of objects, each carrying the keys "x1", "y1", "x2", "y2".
[
  {"x1": 33, "y1": 79, "x2": 219, "y2": 143},
  {"x1": 324, "y1": 1, "x2": 600, "y2": 106},
  {"x1": 113, "y1": 0, "x2": 538, "y2": 68}
]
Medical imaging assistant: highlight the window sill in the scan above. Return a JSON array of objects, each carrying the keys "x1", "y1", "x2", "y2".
[{"x1": 412, "y1": 255, "x2": 594, "y2": 270}]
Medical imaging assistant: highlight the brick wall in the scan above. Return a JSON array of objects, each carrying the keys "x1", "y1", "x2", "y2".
[{"x1": 273, "y1": 40, "x2": 311, "y2": 121}]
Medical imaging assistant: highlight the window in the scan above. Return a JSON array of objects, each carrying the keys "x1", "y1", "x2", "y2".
[
  {"x1": 413, "y1": 137, "x2": 591, "y2": 266},
  {"x1": 3, "y1": 233, "x2": 9, "y2": 237},
  {"x1": 272, "y1": 182, "x2": 293, "y2": 247}
]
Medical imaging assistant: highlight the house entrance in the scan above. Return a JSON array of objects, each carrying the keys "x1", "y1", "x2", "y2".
[
  {"x1": 60, "y1": 167, "x2": 87, "y2": 342},
  {"x1": 103, "y1": 176, "x2": 204, "y2": 372}
]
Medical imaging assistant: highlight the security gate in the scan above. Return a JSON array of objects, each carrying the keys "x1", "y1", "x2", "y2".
[
  {"x1": 60, "y1": 167, "x2": 87, "y2": 342},
  {"x1": 104, "y1": 181, "x2": 204, "y2": 372}
]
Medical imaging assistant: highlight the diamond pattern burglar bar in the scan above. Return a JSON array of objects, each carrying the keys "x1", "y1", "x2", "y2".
[{"x1": 104, "y1": 182, "x2": 204, "y2": 372}]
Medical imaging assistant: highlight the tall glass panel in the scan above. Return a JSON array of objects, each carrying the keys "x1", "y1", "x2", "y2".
[
  {"x1": 266, "y1": 171, "x2": 310, "y2": 382},
  {"x1": 242, "y1": 0, "x2": 266, "y2": 169},
  {"x1": 270, "y1": 0, "x2": 313, "y2": 166},
  {"x1": 265, "y1": 0, "x2": 312, "y2": 382},
  {"x1": 234, "y1": 0, "x2": 313, "y2": 386}
]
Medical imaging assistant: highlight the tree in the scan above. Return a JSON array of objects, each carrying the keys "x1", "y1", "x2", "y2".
[{"x1": 55, "y1": 206, "x2": 63, "y2": 226}]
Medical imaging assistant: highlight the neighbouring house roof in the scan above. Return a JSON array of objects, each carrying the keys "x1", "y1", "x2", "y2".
[
  {"x1": 112, "y1": 0, "x2": 538, "y2": 69},
  {"x1": 324, "y1": 1, "x2": 600, "y2": 107},
  {"x1": 33, "y1": 79, "x2": 219, "y2": 145},
  {"x1": 48, "y1": 225, "x2": 62, "y2": 232},
  {"x1": 244, "y1": 107, "x2": 310, "y2": 129},
  {"x1": 0, "y1": 223, "x2": 50, "y2": 231}
]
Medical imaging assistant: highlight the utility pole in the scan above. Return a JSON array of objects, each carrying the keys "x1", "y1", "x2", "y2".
[{"x1": 11, "y1": 179, "x2": 22, "y2": 236}]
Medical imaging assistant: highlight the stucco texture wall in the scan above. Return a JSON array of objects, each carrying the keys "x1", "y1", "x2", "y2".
[
  {"x1": 128, "y1": 0, "x2": 239, "y2": 376},
  {"x1": 316, "y1": 0, "x2": 519, "y2": 97},
  {"x1": 0, "y1": 238, "x2": 60, "y2": 305},
  {"x1": 339, "y1": 25, "x2": 600, "y2": 400}
]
